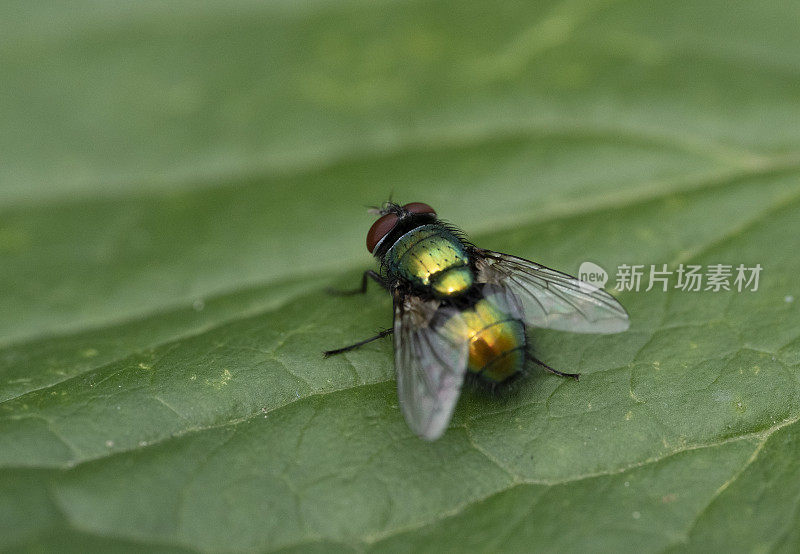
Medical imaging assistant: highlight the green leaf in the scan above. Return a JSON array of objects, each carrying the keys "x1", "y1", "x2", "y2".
[{"x1": 2, "y1": 1, "x2": 799, "y2": 552}]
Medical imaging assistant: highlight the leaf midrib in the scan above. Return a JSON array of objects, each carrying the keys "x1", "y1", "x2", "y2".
[
  {"x1": 3, "y1": 166, "x2": 799, "y2": 414},
  {"x1": 5, "y1": 189, "x2": 798, "y2": 549},
  {"x1": 4, "y1": 156, "x2": 799, "y2": 354}
]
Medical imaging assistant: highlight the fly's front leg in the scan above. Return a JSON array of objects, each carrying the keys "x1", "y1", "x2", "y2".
[
  {"x1": 327, "y1": 270, "x2": 387, "y2": 296},
  {"x1": 323, "y1": 328, "x2": 393, "y2": 358}
]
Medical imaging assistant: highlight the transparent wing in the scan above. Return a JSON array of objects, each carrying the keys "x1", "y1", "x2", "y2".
[
  {"x1": 394, "y1": 293, "x2": 469, "y2": 441},
  {"x1": 475, "y1": 248, "x2": 630, "y2": 334}
]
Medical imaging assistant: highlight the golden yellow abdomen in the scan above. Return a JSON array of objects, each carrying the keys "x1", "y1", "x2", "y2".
[{"x1": 441, "y1": 298, "x2": 526, "y2": 383}]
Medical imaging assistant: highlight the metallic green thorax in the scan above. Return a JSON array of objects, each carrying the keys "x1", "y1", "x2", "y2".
[{"x1": 384, "y1": 224, "x2": 474, "y2": 297}]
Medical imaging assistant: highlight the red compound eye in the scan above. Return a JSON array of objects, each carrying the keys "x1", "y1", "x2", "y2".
[
  {"x1": 366, "y1": 213, "x2": 399, "y2": 253},
  {"x1": 403, "y1": 202, "x2": 436, "y2": 215}
]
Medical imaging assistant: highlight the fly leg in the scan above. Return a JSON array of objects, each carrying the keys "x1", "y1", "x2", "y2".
[
  {"x1": 327, "y1": 270, "x2": 387, "y2": 295},
  {"x1": 323, "y1": 328, "x2": 393, "y2": 358},
  {"x1": 324, "y1": 271, "x2": 392, "y2": 357},
  {"x1": 526, "y1": 353, "x2": 580, "y2": 381}
]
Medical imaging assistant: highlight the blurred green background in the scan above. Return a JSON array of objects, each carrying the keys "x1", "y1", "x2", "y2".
[{"x1": 1, "y1": 1, "x2": 799, "y2": 552}]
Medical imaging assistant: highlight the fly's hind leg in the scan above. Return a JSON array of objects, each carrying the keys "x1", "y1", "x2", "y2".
[
  {"x1": 526, "y1": 352, "x2": 580, "y2": 381},
  {"x1": 323, "y1": 328, "x2": 393, "y2": 358},
  {"x1": 327, "y1": 270, "x2": 387, "y2": 296}
]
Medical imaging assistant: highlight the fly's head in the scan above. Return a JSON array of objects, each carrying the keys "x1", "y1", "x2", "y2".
[{"x1": 365, "y1": 201, "x2": 437, "y2": 255}]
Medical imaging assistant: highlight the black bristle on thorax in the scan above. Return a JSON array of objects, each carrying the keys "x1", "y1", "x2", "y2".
[{"x1": 373, "y1": 213, "x2": 437, "y2": 259}]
